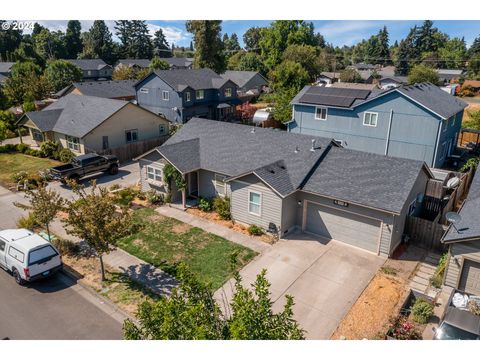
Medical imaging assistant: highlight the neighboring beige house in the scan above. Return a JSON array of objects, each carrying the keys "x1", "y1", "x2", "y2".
[
  {"x1": 17, "y1": 94, "x2": 171, "y2": 155},
  {"x1": 443, "y1": 168, "x2": 480, "y2": 295}
]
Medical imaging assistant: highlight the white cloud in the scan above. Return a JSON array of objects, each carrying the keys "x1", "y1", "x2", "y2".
[
  {"x1": 317, "y1": 20, "x2": 384, "y2": 46},
  {"x1": 19, "y1": 20, "x2": 190, "y2": 46}
]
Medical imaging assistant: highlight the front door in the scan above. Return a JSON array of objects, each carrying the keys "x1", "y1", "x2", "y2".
[{"x1": 188, "y1": 171, "x2": 199, "y2": 198}]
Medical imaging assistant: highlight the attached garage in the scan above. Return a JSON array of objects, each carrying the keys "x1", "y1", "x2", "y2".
[
  {"x1": 459, "y1": 259, "x2": 480, "y2": 295},
  {"x1": 304, "y1": 201, "x2": 381, "y2": 254}
]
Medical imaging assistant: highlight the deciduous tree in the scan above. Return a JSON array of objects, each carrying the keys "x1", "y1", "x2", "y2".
[
  {"x1": 407, "y1": 64, "x2": 439, "y2": 85},
  {"x1": 44, "y1": 59, "x2": 83, "y2": 92}
]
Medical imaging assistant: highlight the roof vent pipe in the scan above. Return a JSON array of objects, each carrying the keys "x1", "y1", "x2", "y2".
[
  {"x1": 310, "y1": 139, "x2": 315, "y2": 152},
  {"x1": 294, "y1": 146, "x2": 299, "y2": 153},
  {"x1": 251, "y1": 127, "x2": 255, "y2": 134}
]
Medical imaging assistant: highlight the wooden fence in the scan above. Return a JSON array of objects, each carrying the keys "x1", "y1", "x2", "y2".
[
  {"x1": 457, "y1": 128, "x2": 480, "y2": 148},
  {"x1": 405, "y1": 215, "x2": 448, "y2": 251},
  {"x1": 93, "y1": 136, "x2": 169, "y2": 163}
]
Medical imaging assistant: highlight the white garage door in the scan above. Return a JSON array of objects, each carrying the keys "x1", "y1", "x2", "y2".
[
  {"x1": 305, "y1": 202, "x2": 381, "y2": 253},
  {"x1": 459, "y1": 260, "x2": 480, "y2": 295}
]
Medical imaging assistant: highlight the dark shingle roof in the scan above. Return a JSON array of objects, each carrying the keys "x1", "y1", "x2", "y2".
[
  {"x1": 116, "y1": 59, "x2": 151, "y2": 68},
  {"x1": 303, "y1": 147, "x2": 427, "y2": 214},
  {"x1": 146, "y1": 69, "x2": 232, "y2": 91},
  {"x1": 293, "y1": 82, "x2": 467, "y2": 119},
  {"x1": 221, "y1": 71, "x2": 267, "y2": 88},
  {"x1": 55, "y1": 80, "x2": 136, "y2": 99},
  {"x1": 22, "y1": 94, "x2": 128, "y2": 138},
  {"x1": 444, "y1": 169, "x2": 480, "y2": 243},
  {"x1": 67, "y1": 59, "x2": 110, "y2": 71},
  {"x1": 159, "y1": 57, "x2": 193, "y2": 68},
  {"x1": 149, "y1": 118, "x2": 428, "y2": 212},
  {"x1": 0, "y1": 62, "x2": 14, "y2": 73}
]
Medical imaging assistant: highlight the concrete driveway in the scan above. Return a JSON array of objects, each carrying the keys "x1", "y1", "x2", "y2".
[
  {"x1": 216, "y1": 231, "x2": 385, "y2": 339},
  {"x1": 47, "y1": 161, "x2": 140, "y2": 200}
]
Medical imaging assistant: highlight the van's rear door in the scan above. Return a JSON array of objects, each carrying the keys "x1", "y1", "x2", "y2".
[{"x1": 27, "y1": 245, "x2": 61, "y2": 277}]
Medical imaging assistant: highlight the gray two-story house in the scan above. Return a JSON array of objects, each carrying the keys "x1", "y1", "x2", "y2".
[
  {"x1": 67, "y1": 59, "x2": 113, "y2": 80},
  {"x1": 289, "y1": 82, "x2": 468, "y2": 168},
  {"x1": 134, "y1": 69, "x2": 240, "y2": 123}
]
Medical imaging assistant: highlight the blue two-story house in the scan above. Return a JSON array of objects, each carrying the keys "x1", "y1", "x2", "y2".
[
  {"x1": 288, "y1": 82, "x2": 468, "y2": 168},
  {"x1": 134, "y1": 69, "x2": 240, "y2": 123}
]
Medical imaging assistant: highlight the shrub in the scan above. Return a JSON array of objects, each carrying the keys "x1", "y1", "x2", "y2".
[
  {"x1": 459, "y1": 84, "x2": 475, "y2": 97},
  {"x1": 12, "y1": 171, "x2": 45, "y2": 190},
  {"x1": 40, "y1": 140, "x2": 59, "y2": 158},
  {"x1": 16, "y1": 212, "x2": 40, "y2": 230},
  {"x1": 198, "y1": 197, "x2": 213, "y2": 212},
  {"x1": 164, "y1": 192, "x2": 172, "y2": 204},
  {"x1": 213, "y1": 196, "x2": 231, "y2": 220},
  {"x1": 248, "y1": 224, "x2": 264, "y2": 236},
  {"x1": 114, "y1": 187, "x2": 138, "y2": 206},
  {"x1": 16, "y1": 143, "x2": 30, "y2": 153},
  {"x1": 380, "y1": 266, "x2": 398, "y2": 276},
  {"x1": 468, "y1": 300, "x2": 480, "y2": 316},
  {"x1": 0, "y1": 143, "x2": 17, "y2": 153},
  {"x1": 461, "y1": 157, "x2": 480, "y2": 172},
  {"x1": 25, "y1": 148, "x2": 43, "y2": 157},
  {"x1": 430, "y1": 252, "x2": 448, "y2": 288},
  {"x1": 12, "y1": 170, "x2": 29, "y2": 183},
  {"x1": 146, "y1": 190, "x2": 164, "y2": 205},
  {"x1": 51, "y1": 238, "x2": 80, "y2": 256},
  {"x1": 56, "y1": 148, "x2": 75, "y2": 163},
  {"x1": 109, "y1": 184, "x2": 121, "y2": 191},
  {"x1": 386, "y1": 316, "x2": 421, "y2": 340},
  {"x1": 411, "y1": 298, "x2": 434, "y2": 324}
]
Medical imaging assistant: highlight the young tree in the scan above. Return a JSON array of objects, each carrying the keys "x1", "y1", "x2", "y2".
[
  {"x1": 149, "y1": 56, "x2": 170, "y2": 71},
  {"x1": 123, "y1": 263, "x2": 304, "y2": 340},
  {"x1": 4, "y1": 61, "x2": 48, "y2": 105},
  {"x1": 339, "y1": 68, "x2": 362, "y2": 83},
  {"x1": 62, "y1": 181, "x2": 132, "y2": 281},
  {"x1": 239, "y1": 102, "x2": 256, "y2": 122},
  {"x1": 270, "y1": 60, "x2": 309, "y2": 92},
  {"x1": 152, "y1": 28, "x2": 171, "y2": 57},
  {"x1": 65, "y1": 20, "x2": 83, "y2": 59},
  {"x1": 186, "y1": 20, "x2": 226, "y2": 73},
  {"x1": 44, "y1": 60, "x2": 83, "y2": 92},
  {"x1": 14, "y1": 185, "x2": 64, "y2": 241},
  {"x1": 112, "y1": 66, "x2": 137, "y2": 80},
  {"x1": 407, "y1": 64, "x2": 439, "y2": 85}
]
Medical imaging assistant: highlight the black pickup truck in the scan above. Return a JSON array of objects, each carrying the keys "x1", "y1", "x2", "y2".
[{"x1": 49, "y1": 153, "x2": 119, "y2": 183}]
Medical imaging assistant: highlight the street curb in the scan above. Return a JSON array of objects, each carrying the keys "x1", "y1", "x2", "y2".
[{"x1": 60, "y1": 266, "x2": 138, "y2": 326}]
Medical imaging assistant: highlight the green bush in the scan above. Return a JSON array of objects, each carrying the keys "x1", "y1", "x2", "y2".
[
  {"x1": 164, "y1": 192, "x2": 172, "y2": 204},
  {"x1": 12, "y1": 171, "x2": 45, "y2": 190},
  {"x1": 213, "y1": 196, "x2": 231, "y2": 220},
  {"x1": 0, "y1": 143, "x2": 18, "y2": 153},
  {"x1": 56, "y1": 148, "x2": 75, "y2": 163},
  {"x1": 198, "y1": 197, "x2": 213, "y2": 212},
  {"x1": 146, "y1": 190, "x2": 164, "y2": 205},
  {"x1": 430, "y1": 252, "x2": 448, "y2": 288},
  {"x1": 248, "y1": 224, "x2": 264, "y2": 236},
  {"x1": 40, "y1": 140, "x2": 59, "y2": 158},
  {"x1": 16, "y1": 143, "x2": 30, "y2": 153},
  {"x1": 461, "y1": 157, "x2": 480, "y2": 172},
  {"x1": 16, "y1": 212, "x2": 40, "y2": 230},
  {"x1": 114, "y1": 187, "x2": 138, "y2": 206},
  {"x1": 411, "y1": 298, "x2": 434, "y2": 324},
  {"x1": 51, "y1": 238, "x2": 80, "y2": 256},
  {"x1": 25, "y1": 148, "x2": 43, "y2": 157},
  {"x1": 109, "y1": 184, "x2": 121, "y2": 191}
]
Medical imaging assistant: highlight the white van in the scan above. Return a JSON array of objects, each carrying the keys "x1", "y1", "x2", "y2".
[{"x1": 0, "y1": 229, "x2": 62, "y2": 285}]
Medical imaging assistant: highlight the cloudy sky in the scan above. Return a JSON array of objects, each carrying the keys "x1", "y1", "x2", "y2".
[{"x1": 23, "y1": 20, "x2": 480, "y2": 48}]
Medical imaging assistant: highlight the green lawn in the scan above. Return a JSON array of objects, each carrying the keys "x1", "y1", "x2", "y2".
[
  {"x1": 0, "y1": 153, "x2": 61, "y2": 188},
  {"x1": 117, "y1": 208, "x2": 258, "y2": 289}
]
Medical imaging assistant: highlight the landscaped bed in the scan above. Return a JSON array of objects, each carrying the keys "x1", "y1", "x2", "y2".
[
  {"x1": 117, "y1": 208, "x2": 258, "y2": 289},
  {"x1": 0, "y1": 153, "x2": 61, "y2": 189}
]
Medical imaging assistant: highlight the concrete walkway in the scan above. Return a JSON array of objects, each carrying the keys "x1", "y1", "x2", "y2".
[
  {"x1": 409, "y1": 252, "x2": 441, "y2": 299},
  {"x1": 156, "y1": 205, "x2": 272, "y2": 254},
  {"x1": 50, "y1": 218, "x2": 177, "y2": 296}
]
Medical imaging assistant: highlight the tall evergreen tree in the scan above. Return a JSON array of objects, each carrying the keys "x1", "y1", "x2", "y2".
[
  {"x1": 80, "y1": 20, "x2": 115, "y2": 63},
  {"x1": 186, "y1": 20, "x2": 226, "y2": 73},
  {"x1": 243, "y1": 27, "x2": 262, "y2": 52},
  {"x1": 229, "y1": 33, "x2": 241, "y2": 51},
  {"x1": 153, "y1": 28, "x2": 171, "y2": 57},
  {"x1": 65, "y1": 20, "x2": 83, "y2": 59},
  {"x1": 0, "y1": 21, "x2": 22, "y2": 61},
  {"x1": 115, "y1": 20, "x2": 153, "y2": 59}
]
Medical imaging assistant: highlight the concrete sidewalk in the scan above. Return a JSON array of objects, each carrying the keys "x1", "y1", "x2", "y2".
[
  {"x1": 50, "y1": 218, "x2": 177, "y2": 296},
  {"x1": 156, "y1": 205, "x2": 272, "y2": 254}
]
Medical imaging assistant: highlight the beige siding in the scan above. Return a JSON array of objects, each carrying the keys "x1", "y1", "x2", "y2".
[
  {"x1": 445, "y1": 241, "x2": 480, "y2": 293},
  {"x1": 230, "y1": 179, "x2": 282, "y2": 232},
  {"x1": 138, "y1": 151, "x2": 168, "y2": 193},
  {"x1": 281, "y1": 192, "x2": 299, "y2": 236},
  {"x1": 82, "y1": 103, "x2": 170, "y2": 152},
  {"x1": 296, "y1": 191, "x2": 394, "y2": 256},
  {"x1": 54, "y1": 132, "x2": 86, "y2": 155}
]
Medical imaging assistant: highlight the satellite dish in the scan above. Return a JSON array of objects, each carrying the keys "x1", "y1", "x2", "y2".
[
  {"x1": 446, "y1": 212, "x2": 463, "y2": 233},
  {"x1": 446, "y1": 177, "x2": 460, "y2": 189}
]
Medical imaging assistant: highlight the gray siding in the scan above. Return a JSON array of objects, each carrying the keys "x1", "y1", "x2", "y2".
[
  {"x1": 281, "y1": 192, "x2": 299, "y2": 235},
  {"x1": 295, "y1": 191, "x2": 394, "y2": 256},
  {"x1": 198, "y1": 169, "x2": 230, "y2": 198},
  {"x1": 138, "y1": 151, "x2": 168, "y2": 193},
  {"x1": 290, "y1": 91, "x2": 463, "y2": 167},
  {"x1": 242, "y1": 74, "x2": 268, "y2": 92},
  {"x1": 445, "y1": 241, "x2": 480, "y2": 293},
  {"x1": 230, "y1": 178, "x2": 282, "y2": 231}
]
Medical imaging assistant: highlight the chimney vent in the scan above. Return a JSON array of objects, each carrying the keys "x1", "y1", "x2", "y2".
[
  {"x1": 310, "y1": 139, "x2": 315, "y2": 152},
  {"x1": 294, "y1": 146, "x2": 299, "y2": 153},
  {"x1": 251, "y1": 127, "x2": 255, "y2": 134}
]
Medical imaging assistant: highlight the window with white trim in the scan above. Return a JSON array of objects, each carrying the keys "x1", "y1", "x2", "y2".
[
  {"x1": 214, "y1": 174, "x2": 226, "y2": 196},
  {"x1": 184, "y1": 92, "x2": 191, "y2": 102},
  {"x1": 65, "y1": 135, "x2": 80, "y2": 151},
  {"x1": 140, "y1": 88, "x2": 149, "y2": 94},
  {"x1": 363, "y1": 112, "x2": 378, "y2": 127},
  {"x1": 146, "y1": 166, "x2": 162, "y2": 182},
  {"x1": 31, "y1": 128, "x2": 43, "y2": 142},
  {"x1": 224, "y1": 87, "x2": 232, "y2": 97},
  {"x1": 315, "y1": 107, "x2": 327, "y2": 120},
  {"x1": 196, "y1": 89, "x2": 204, "y2": 100},
  {"x1": 162, "y1": 91, "x2": 169, "y2": 101},
  {"x1": 125, "y1": 129, "x2": 138, "y2": 143},
  {"x1": 248, "y1": 191, "x2": 262, "y2": 216}
]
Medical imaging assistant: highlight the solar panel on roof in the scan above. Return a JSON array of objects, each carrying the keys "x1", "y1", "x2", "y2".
[
  {"x1": 304, "y1": 86, "x2": 371, "y2": 99},
  {"x1": 299, "y1": 93, "x2": 356, "y2": 107},
  {"x1": 298, "y1": 86, "x2": 371, "y2": 107}
]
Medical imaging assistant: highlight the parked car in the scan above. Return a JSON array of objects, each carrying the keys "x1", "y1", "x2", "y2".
[
  {"x1": 0, "y1": 229, "x2": 62, "y2": 285},
  {"x1": 434, "y1": 290, "x2": 480, "y2": 340},
  {"x1": 49, "y1": 153, "x2": 119, "y2": 183}
]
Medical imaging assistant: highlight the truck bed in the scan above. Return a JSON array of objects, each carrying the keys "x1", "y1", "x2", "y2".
[{"x1": 50, "y1": 163, "x2": 78, "y2": 174}]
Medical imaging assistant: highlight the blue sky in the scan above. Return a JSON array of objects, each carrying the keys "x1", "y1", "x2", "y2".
[{"x1": 26, "y1": 20, "x2": 480, "y2": 48}]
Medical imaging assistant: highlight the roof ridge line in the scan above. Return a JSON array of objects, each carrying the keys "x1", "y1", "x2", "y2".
[{"x1": 297, "y1": 140, "x2": 335, "y2": 191}]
